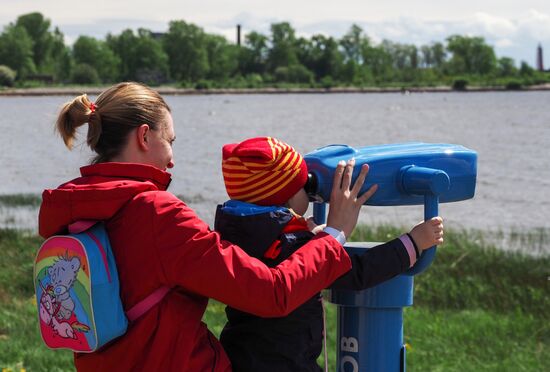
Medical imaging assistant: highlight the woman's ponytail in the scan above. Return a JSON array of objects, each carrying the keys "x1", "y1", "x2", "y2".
[{"x1": 56, "y1": 94, "x2": 95, "y2": 150}]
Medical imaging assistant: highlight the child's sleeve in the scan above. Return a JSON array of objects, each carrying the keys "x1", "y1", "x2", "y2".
[{"x1": 330, "y1": 235, "x2": 417, "y2": 290}]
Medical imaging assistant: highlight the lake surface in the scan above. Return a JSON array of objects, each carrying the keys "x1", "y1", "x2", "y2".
[{"x1": 1, "y1": 92, "x2": 549, "y2": 251}]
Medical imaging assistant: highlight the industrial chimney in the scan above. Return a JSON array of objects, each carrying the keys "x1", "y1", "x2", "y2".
[
  {"x1": 537, "y1": 44, "x2": 544, "y2": 71},
  {"x1": 237, "y1": 24, "x2": 241, "y2": 46}
]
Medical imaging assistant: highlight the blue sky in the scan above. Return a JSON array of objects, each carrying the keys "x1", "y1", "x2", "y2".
[{"x1": 2, "y1": 0, "x2": 550, "y2": 67}]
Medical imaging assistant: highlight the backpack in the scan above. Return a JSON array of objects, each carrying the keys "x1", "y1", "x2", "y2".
[{"x1": 33, "y1": 220, "x2": 169, "y2": 353}]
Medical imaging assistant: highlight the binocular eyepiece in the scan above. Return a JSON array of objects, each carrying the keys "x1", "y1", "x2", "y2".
[{"x1": 304, "y1": 173, "x2": 318, "y2": 201}]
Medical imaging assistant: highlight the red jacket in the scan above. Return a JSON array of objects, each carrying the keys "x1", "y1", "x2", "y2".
[{"x1": 39, "y1": 162, "x2": 351, "y2": 371}]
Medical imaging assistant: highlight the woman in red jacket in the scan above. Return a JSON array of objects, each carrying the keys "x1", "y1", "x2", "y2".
[{"x1": 39, "y1": 82, "x2": 376, "y2": 371}]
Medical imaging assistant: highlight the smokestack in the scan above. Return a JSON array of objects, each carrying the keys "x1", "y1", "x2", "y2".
[
  {"x1": 237, "y1": 24, "x2": 241, "y2": 46},
  {"x1": 537, "y1": 44, "x2": 544, "y2": 71}
]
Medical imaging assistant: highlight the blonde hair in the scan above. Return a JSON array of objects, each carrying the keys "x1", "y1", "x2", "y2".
[{"x1": 56, "y1": 82, "x2": 171, "y2": 163}]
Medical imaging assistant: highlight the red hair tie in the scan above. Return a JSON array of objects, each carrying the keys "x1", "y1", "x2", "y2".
[{"x1": 89, "y1": 102, "x2": 97, "y2": 113}]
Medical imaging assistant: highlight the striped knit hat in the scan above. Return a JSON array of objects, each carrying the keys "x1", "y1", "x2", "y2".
[{"x1": 222, "y1": 137, "x2": 308, "y2": 206}]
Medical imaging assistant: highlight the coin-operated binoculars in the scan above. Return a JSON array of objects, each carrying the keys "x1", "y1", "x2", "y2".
[{"x1": 304, "y1": 143, "x2": 477, "y2": 372}]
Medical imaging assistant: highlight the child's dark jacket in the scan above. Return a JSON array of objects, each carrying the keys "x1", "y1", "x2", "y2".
[{"x1": 215, "y1": 201, "x2": 416, "y2": 372}]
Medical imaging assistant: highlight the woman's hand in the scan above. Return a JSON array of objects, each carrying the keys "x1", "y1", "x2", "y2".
[{"x1": 326, "y1": 159, "x2": 378, "y2": 238}]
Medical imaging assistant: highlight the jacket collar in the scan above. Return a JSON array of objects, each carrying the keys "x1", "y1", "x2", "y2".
[
  {"x1": 220, "y1": 200, "x2": 288, "y2": 217},
  {"x1": 80, "y1": 162, "x2": 172, "y2": 191},
  {"x1": 39, "y1": 162, "x2": 173, "y2": 238}
]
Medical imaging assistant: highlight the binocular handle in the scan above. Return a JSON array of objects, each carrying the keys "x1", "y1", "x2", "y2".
[
  {"x1": 400, "y1": 166, "x2": 449, "y2": 275},
  {"x1": 404, "y1": 194, "x2": 438, "y2": 275}
]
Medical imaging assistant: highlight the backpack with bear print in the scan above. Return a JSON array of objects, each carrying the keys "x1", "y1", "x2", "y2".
[{"x1": 34, "y1": 220, "x2": 169, "y2": 352}]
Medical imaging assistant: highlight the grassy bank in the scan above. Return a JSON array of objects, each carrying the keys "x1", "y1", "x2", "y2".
[
  {"x1": 0, "y1": 195, "x2": 41, "y2": 208},
  {"x1": 0, "y1": 227, "x2": 548, "y2": 371},
  {"x1": 2, "y1": 83, "x2": 550, "y2": 96}
]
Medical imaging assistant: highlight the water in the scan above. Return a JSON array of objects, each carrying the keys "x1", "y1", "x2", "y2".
[{"x1": 1, "y1": 92, "x2": 549, "y2": 247}]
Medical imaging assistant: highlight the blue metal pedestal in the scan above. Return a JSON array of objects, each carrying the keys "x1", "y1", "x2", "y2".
[{"x1": 330, "y1": 244, "x2": 413, "y2": 372}]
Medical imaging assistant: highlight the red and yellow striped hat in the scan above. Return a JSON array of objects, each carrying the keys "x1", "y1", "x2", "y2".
[{"x1": 222, "y1": 137, "x2": 308, "y2": 206}]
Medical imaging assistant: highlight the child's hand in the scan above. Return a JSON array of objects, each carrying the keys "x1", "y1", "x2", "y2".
[
  {"x1": 306, "y1": 216, "x2": 326, "y2": 235},
  {"x1": 327, "y1": 159, "x2": 378, "y2": 237},
  {"x1": 409, "y1": 217, "x2": 444, "y2": 251}
]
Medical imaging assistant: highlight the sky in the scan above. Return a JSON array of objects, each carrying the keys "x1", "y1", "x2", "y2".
[{"x1": 2, "y1": 0, "x2": 550, "y2": 67}]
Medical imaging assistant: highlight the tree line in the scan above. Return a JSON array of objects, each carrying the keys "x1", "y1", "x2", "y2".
[{"x1": 0, "y1": 12, "x2": 548, "y2": 89}]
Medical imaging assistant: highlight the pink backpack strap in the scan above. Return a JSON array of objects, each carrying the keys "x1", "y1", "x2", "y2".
[
  {"x1": 126, "y1": 286, "x2": 171, "y2": 322},
  {"x1": 68, "y1": 220, "x2": 98, "y2": 234}
]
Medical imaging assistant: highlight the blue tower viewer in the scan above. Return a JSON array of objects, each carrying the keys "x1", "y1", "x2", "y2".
[{"x1": 305, "y1": 142, "x2": 477, "y2": 372}]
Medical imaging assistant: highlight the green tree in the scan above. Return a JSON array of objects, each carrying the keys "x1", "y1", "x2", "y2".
[
  {"x1": 72, "y1": 36, "x2": 120, "y2": 82},
  {"x1": 297, "y1": 34, "x2": 342, "y2": 80},
  {"x1": 0, "y1": 65, "x2": 17, "y2": 86},
  {"x1": 431, "y1": 42, "x2": 446, "y2": 69},
  {"x1": 420, "y1": 45, "x2": 433, "y2": 68},
  {"x1": 0, "y1": 25, "x2": 36, "y2": 79},
  {"x1": 239, "y1": 31, "x2": 269, "y2": 75},
  {"x1": 71, "y1": 63, "x2": 101, "y2": 85},
  {"x1": 274, "y1": 65, "x2": 313, "y2": 84},
  {"x1": 381, "y1": 41, "x2": 418, "y2": 70},
  {"x1": 106, "y1": 29, "x2": 135, "y2": 80},
  {"x1": 380, "y1": 41, "x2": 422, "y2": 81},
  {"x1": 339, "y1": 25, "x2": 372, "y2": 83},
  {"x1": 497, "y1": 57, "x2": 517, "y2": 77},
  {"x1": 446, "y1": 35, "x2": 496, "y2": 75},
  {"x1": 107, "y1": 29, "x2": 169, "y2": 84},
  {"x1": 362, "y1": 43, "x2": 394, "y2": 81},
  {"x1": 415, "y1": 43, "x2": 445, "y2": 84},
  {"x1": 340, "y1": 25, "x2": 371, "y2": 63},
  {"x1": 420, "y1": 42, "x2": 447, "y2": 70},
  {"x1": 268, "y1": 22, "x2": 298, "y2": 72},
  {"x1": 163, "y1": 20, "x2": 209, "y2": 82},
  {"x1": 11, "y1": 13, "x2": 71, "y2": 82},
  {"x1": 295, "y1": 37, "x2": 313, "y2": 69},
  {"x1": 15, "y1": 12, "x2": 53, "y2": 72},
  {"x1": 49, "y1": 27, "x2": 72, "y2": 82},
  {"x1": 205, "y1": 34, "x2": 239, "y2": 80},
  {"x1": 519, "y1": 61, "x2": 535, "y2": 77},
  {"x1": 409, "y1": 45, "x2": 419, "y2": 70}
]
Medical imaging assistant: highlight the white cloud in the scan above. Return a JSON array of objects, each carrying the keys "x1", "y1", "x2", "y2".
[
  {"x1": 495, "y1": 38, "x2": 515, "y2": 48},
  {"x1": 518, "y1": 9, "x2": 550, "y2": 39},
  {"x1": 471, "y1": 12, "x2": 517, "y2": 37}
]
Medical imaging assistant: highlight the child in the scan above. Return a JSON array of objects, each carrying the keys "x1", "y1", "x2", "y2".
[{"x1": 215, "y1": 137, "x2": 443, "y2": 372}]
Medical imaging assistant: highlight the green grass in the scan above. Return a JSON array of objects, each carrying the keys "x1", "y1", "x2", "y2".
[
  {"x1": 0, "y1": 226, "x2": 548, "y2": 371},
  {"x1": 0, "y1": 229, "x2": 74, "y2": 371},
  {"x1": 352, "y1": 225, "x2": 550, "y2": 317},
  {"x1": 404, "y1": 308, "x2": 546, "y2": 372},
  {"x1": 0, "y1": 194, "x2": 41, "y2": 208}
]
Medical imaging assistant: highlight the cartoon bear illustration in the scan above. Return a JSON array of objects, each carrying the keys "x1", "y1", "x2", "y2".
[{"x1": 47, "y1": 253, "x2": 81, "y2": 319}]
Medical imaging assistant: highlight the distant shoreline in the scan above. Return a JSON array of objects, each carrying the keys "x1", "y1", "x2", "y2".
[{"x1": 2, "y1": 84, "x2": 550, "y2": 96}]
